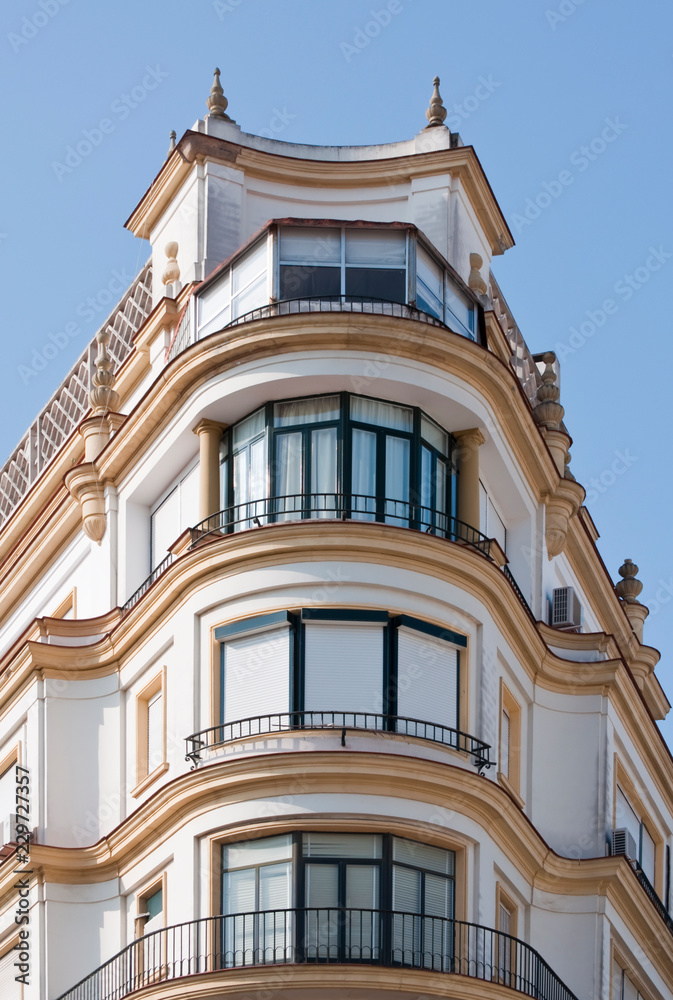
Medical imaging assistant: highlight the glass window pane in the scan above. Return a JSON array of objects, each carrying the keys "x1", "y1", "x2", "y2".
[
  {"x1": 275, "y1": 432, "x2": 303, "y2": 520},
  {"x1": 351, "y1": 428, "x2": 377, "y2": 519},
  {"x1": 445, "y1": 277, "x2": 475, "y2": 338},
  {"x1": 311, "y1": 427, "x2": 337, "y2": 514},
  {"x1": 232, "y1": 239, "x2": 267, "y2": 294},
  {"x1": 279, "y1": 227, "x2": 341, "y2": 263},
  {"x1": 385, "y1": 435, "x2": 409, "y2": 524},
  {"x1": 259, "y1": 862, "x2": 292, "y2": 909},
  {"x1": 345, "y1": 230, "x2": 406, "y2": 265},
  {"x1": 424, "y1": 873, "x2": 452, "y2": 918},
  {"x1": 416, "y1": 248, "x2": 443, "y2": 320},
  {"x1": 421, "y1": 415, "x2": 448, "y2": 455},
  {"x1": 223, "y1": 835, "x2": 293, "y2": 871},
  {"x1": 346, "y1": 865, "x2": 379, "y2": 908},
  {"x1": 393, "y1": 838, "x2": 455, "y2": 875},
  {"x1": 279, "y1": 265, "x2": 340, "y2": 299},
  {"x1": 303, "y1": 833, "x2": 382, "y2": 858},
  {"x1": 233, "y1": 409, "x2": 265, "y2": 450},
  {"x1": 305, "y1": 864, "x2": 339, "y2": 906},
  {"x1": 351, "y1": 396, "x2": 412, "y2": 431},
  {"x1": 233, "y1": 272, "x2": 267, "y2": 319},
  {"x1": 198, "y1": 272, "x2": 231, "y2": 336},
  {"x1": 146, "y1": 888, "x2": 162, "y2": 920},
  {"x1": 345, "y1": 268, "x2": 406, "y2": 303},
  {"x1": 274, "y1": 396, "x2": 340, "y2": 426}
]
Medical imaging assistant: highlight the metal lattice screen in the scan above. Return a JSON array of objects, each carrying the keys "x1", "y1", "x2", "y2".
[{"x1": 0, "y1": 261, "x2": 153, "y2": 529}]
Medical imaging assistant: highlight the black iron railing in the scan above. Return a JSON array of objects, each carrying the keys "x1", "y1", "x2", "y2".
[
  {"x1": 56, "y1": 908, "x2": 579, "y2": 1000},
  {"x1": 502, "y1": 566, "x2": 537, "y2": 624},
  {"x1": 629, "y1": 860, "x2": 673, "y2": 936},
  {"x1": 121, "y1": 552, "x2": 175, "y2": 614},
  {"x1": 222, "y1": 295, "x2": 451, "y2": 332},
  {"x1": 190, "y1": 494, "x2": 492, "y2": 557},
  {"x1": 184, "y1": 711, "x2": 492, "y2": 773}
]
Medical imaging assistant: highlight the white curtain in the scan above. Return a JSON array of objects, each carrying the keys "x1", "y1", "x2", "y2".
[
  {"x1": 275, "y1": 432, "x2": 302, "y2": 520},
  {"x1": 385, "y1": 436, "x2": 410, "y2": 524},
  {"x1": 351, "y1": 428, "x2": 377, "y2": 519},
  {"x1": 275, "y1": 395, "x2": 340, "y2": 426},
  {"x1": 351, "y1": 396, "x2": 412, "y2": 431},
  {"x1": 311, "y1": 427, "x2": 337, "y2": 515}
]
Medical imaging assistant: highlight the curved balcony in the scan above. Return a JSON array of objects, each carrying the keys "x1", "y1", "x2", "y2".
[
  {"x1": 189, "y1": 494, "x2": 492, "y2": 555},
  {"x1": 56, "y1": 909, "x2": 578, "y2": 1000},
  {"x1": 185, "y1": 711, "x2": 493, "y2": 773},
  {"x1": 224, "y1": 294, "x2": 452, "y2": 332}
]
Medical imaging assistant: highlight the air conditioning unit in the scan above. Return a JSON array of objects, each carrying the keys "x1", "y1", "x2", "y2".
[
  {"x1": 612, "y1": 827, "x2": 639, "y2": 861},
  {"x1": 551, "y1": 586, "x2": 582, "y2": 629}
]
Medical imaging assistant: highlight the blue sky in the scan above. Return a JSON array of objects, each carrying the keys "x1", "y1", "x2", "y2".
[{"x1": 2, "y1": 0, "x2": 673, "y2": 740}]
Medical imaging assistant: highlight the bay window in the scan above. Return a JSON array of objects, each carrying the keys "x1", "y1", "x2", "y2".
[
  {"x1": 220, "y1": 832, "x2": 456, "y2": 966},
  {"x1": 218, "y1": 392, "x2": 457, "y2": 535},
  {"x1": 214, "y1": 610, "x2": 466, "y2": 739}
]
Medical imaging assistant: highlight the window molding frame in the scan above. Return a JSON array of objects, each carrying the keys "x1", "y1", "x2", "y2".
[
  {"x1": 498, "y1": 681, "x2": 523, "y2": 807},
  {"x1": 51, "y1": 587, "x2": 77, "y2": 620},
  {"x1": 613, "y1": 758, "x2": 664, "y2": 895},
  {"x1": 133, "y1": 668, "x2": 168, "y2": 797}
]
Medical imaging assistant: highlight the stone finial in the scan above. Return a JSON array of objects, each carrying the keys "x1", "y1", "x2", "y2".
[
  {"x1": 533, "y1": 353, "x2": 564, "y2": 430},
  {"x1": 167, "y1": 130, "x2": 176, "y2": 156},
  {"x1": 468, "y1": 252, "x2": 487, "y2": 295},
  {"x1": 161, "y1": 241, "x2": 180, "y2": 287},
  {"x1": 615, "y1": 558, "x2": 644, "y2": 604},
  {"x1": 89, "y1": 327, "x2": 120, "y2": 414},
  {"x1": 425, "y1": 76, "x2": 448, "y2": 128},
  {"x1": 206, "y1": 67, "x2": 232, "y2": 120}
]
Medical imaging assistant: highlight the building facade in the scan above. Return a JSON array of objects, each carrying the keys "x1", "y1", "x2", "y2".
[{"x1": 0, "y1": 72, "x2": 671, "y2": 1000}]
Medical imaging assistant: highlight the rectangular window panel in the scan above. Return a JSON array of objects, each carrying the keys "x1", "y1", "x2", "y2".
[
  {"x1": 384, "y1": 435, "x2": 410, "y2": 525},
  {"x1": 233, "y1": 272, "x2": 267, "y2": 319},
  {"x1": 392, "y1": 838, "x2": 454, "y2": 876},
  {"x1": 392, "y1": 866, "x2": 421, "y2": 963},
  {"x1": 616, "y1": 787, "x2": 642, "y2": 852},
  {"x1": 445, "y1": 278, "x2": 475, "y2": 339},
  {"x1": 421, "y1": 415, "x2": 448, "y2": 456},
  {"x1": 274, "y1": 396, "x2": 340, "y2": 426},
  {"x1": 275, "y1": 432, "x2": 303, "y2": 521},
  {"x1": 303, "y1": 833, "x2": 382, "y2": 858},
  {"x1": 222, "y1": 868, "x2": 256, "y2": 965},
  {"x1": 351, "y1": 428, "x2": 377, "y2": 520},
  {"x1": 224, "y1": 835, "x2": 293, "y2": 871},
  {"x1": 416, "y1": 248, "x2": 443, "y2": 320},
  {"x1": 351, "y1": 397, "x2": 413, "y2": 432},
  {"x1": 279, "y1": 265, "x2": 340, "y2": 299},
  {"x1": 305, "y1": 863, "x2": 339, "y2": 960},
  {"x1": 259, "y1": 862, "x2": 292, "y2": 960},
  {"x1": 303, "y1": 623, "x2": 384, "y2": 724},
  {"x1": 311, "y1": 427, "x2": 338, "y2": 515},
  {"x1": 396, "y1": 628, "x2": 459, "y2": 734},
  {"x1": 345, "y1": 230, "x2": 406, "y2": 265},
  {"x1": 233, "y1": 409, "x2": 265, "y2": 450},
  {"x1": 221, "y1": 628, "x2": 290, "y2": 732},
  {"x1": 147, "y1": 691, "x2": 162, "y2": 773},
  {"x1": 198, "y1": 272, "x2": 231, "y2": 338},
  {"x1": 345, "y1": 267, "x2": 406, "y2": 304},
  {"x1": 232, "y1": 240, "x2": 267, "y2": 295},
  {"x1": 180, "y1": 463, "x2": 200, "y2": 530},
  {"x1": 279, "y1": 227, "x2": 341, "y2": 264},
  {"x1": 346, "y1": 864, "x2": 380, "y2": 959}
]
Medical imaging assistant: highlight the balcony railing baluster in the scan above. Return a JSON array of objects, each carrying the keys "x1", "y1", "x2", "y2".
[
  {"x1": 55, "y1": 909, "x2": 579, "y2": 1000},
  {"x1": 184, "y1": 710, "x2": 492, "y2": 773}
]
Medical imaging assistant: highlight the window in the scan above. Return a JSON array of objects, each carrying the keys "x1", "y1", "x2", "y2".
[
  {"x1": 135, "y1": 673, "x2": 166, "y2": 792},
  {"x1": 197, "y1": 237, "x2": 268, "y2": 337},
  {"x1": 615, "y1": 785, "x2": 656, "y2": 886},
  {"x1": 278, "y1": 227, "x2": 407, "y2": 304},
  {"x1": 220, "y1": 832, "x2": 455, "y2": 966},
  {"x1": 495, "y1": 884, "x2": 518, "y2": 985},
  {"x1": 150, "y1": 462, "x2": 200, "y2": 569},
  {"x1": 219, "y1": 393, "x2": 457, "y2": 537},
  {"x1": 213, "y1": 610, "x2": 466, "y2": 741},
  {"x1": 498, "y1": 683, "x2": 522, "y2": 800},
  {"x1": 415, "y1": 244, "x2": 476, "y2": 340},
  {"x1": 612, "y1": 958, "x2": 648, "y2": 1000},
  {"x1": 135, "y1": 876, "x2": 168, "y2": 982}
]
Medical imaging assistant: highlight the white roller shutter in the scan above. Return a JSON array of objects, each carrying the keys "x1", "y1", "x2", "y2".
[
  {"x1": 0, "y1": 947, "x2": 19, "y2": 997},
  {"x1": 222, "y1": 628, "x2": 290, "y2": 729},
  {"x1": 396, "y1": 627, "x2": 458, "y2": 731},
  {"x1": 303, "y1": 623, "x2": 384, "y2": 721}
]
